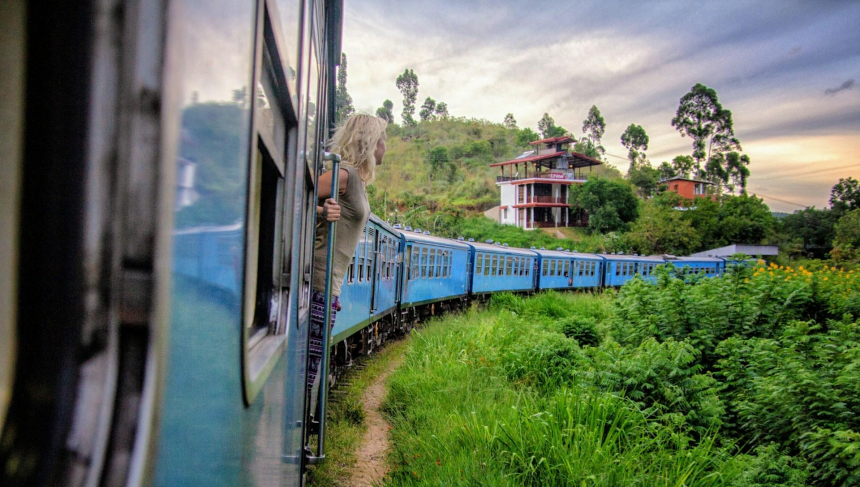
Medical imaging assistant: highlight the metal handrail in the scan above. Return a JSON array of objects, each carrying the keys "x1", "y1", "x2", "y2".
[{"x1": 306, "y1": 151, "x2": 341, "y2": 465}]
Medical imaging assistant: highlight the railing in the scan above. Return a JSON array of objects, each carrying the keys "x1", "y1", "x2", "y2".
[
  {"x1": 520, "y1": 195, "x2": 568, "y2": 204},
  {"x1": 496, "y1": 171, "x2": 585, "y2": 183}
]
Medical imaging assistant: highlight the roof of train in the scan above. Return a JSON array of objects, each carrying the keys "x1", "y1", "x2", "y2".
[
  {"x1": 530, "y1": 248, "x2": 605, "y2": 260},
  {"x1": 369, "y1": 214, "x2": 402, "y2": 237},
  {"x1": 599, "y1": 254, "x2": 666, "y2": 262},
  {"x1": 399, "y1": 229, "x2": 472, "y2": 249},
  {"x1": 463, "y1": 240, "x2": 539, "y2": 256},
  {"x1": 665, "y1": 255, "x2": 725, "y2": 263}
]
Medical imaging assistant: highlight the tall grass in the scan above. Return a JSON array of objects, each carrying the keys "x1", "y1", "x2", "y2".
[{"x1": 380, "y1": 292, "x2": 765, "y2": 486}]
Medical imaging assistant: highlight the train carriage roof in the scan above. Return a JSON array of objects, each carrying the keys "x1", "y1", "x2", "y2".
[
  {"x1": 600, "y1": 254, "x2": 666, "y2": 263},
  {"x1": 664, "y1": 255, "x2": 724, "y2": 264},
  {"x1": 463, "y1": 240, "x2": 539, "y2": 257},
  {"x1": 368, "y1": 214, "x2": 402, "y2": 238},
  {"x1": 399, "y1": 228, "x2": 472, "y2": 250},
  {"x1": 531, "y1": 248, "x2": 605, "y2": 260}
]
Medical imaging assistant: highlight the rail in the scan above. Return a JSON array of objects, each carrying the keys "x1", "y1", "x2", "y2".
[
  {"x1": 496, "y1": 171, "x2": 585, "y2": 183},
  {"x1": 519, "y1": 195, "x2": 567, "y2": 204}
]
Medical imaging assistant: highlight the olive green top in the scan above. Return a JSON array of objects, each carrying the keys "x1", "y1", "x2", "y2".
[{"x1": 312, "y1": 164, "x2": 370, "y2": 296}]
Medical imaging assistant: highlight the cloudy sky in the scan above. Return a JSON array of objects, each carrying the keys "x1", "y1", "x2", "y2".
[{"x1": 341, "y1": 0, "x2": 860, "y2": 212}]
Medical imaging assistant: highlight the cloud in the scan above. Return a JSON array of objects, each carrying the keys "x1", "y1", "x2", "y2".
[{"x1": 825, "y1": 79, "x2": 855, "y2": 96}]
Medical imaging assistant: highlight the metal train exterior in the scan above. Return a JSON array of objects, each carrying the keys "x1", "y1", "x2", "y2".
[{"x1": 1, "y1": 2, "x2": 743, "y2": 486}]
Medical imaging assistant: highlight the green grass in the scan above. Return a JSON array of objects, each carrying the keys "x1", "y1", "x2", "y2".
[
  {"x1": 307, "y1": 337, "x2": 412, "y2": 487},
  {"x1": 379, "y1": 292, "x2": 787, "y2": 486}
]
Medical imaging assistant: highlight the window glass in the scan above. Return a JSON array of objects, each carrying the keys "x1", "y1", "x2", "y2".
[
  {"x1": 492, "y1": 255, "x2": 498, "y2": 276},
  {"x1": 366, "y1": 228, "x2": 374, "y2": 280},
  {"x1": 542, "y1": 260, "x2": 548, "y2": 276},
  {"x1": 421, "y1": 247, "x2": 428, "y2": 278},
  {"x1": 476, "y1": 254, "x2": 483, "y2": 276},
  {"x1": 412, "y1": 247, "x2": 419, "y2": 279},
  {"x1": 429, "y1": 249, "x2": 436, "y2": 278},
  {"x1": 483, "y1": 254, "x2": 489, "y2": 276},
  {"x1": 436, "y1": 250, "x2": 443, "y2": 277}
]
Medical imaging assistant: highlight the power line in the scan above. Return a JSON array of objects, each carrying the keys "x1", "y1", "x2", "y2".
[
  {"x1": 755, "y1": 162, "x2": 860, "y2": 182},
  {"x1": 752, "y1": 192, "x2": 809, "y2": 208}
]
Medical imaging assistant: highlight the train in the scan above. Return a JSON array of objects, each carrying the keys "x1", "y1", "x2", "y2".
[{"x1": 0, "y1": 1, "x2": 743, "y2": 486}]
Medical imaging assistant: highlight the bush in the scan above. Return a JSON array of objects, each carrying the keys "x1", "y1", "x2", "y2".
[
  {"x1": 558, "y1": 315, "x2": 601, "y2": 347},
  {"x1": 488, "y1": 292, "x2": 524, "y2": 314}
]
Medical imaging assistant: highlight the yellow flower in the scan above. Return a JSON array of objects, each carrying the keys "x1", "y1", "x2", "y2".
[
  {"x1": 744, "y1": 278, "x2": 750, "y2": 283},
  {"x1": 824, "y1": 277, "x2": 829, "y2": 281}
]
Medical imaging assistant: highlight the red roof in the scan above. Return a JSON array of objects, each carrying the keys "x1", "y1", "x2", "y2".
[
  {"x1": 530, "y1": 136, "x2": 575, "y2": 146},
  {"x1": 489, "y1": 151, "x2": 565, "y2": 167}
]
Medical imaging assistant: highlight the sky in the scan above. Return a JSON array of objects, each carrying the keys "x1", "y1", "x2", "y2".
[{"x1": 341, "y1": 0, "x2": 860, "y2": 212}]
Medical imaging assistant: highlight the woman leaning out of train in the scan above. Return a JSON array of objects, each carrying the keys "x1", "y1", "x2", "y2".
[{"x1": 307, "y1": 113, "x2": 387, "y2": 407}]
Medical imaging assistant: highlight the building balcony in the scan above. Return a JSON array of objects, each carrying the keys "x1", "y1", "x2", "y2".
[
  {"x1": 521, "y1": 195, "x2": 567, "y2": 204},
  {"x1": 496, "y1": 171, "x2": 587, "y2": 184}
]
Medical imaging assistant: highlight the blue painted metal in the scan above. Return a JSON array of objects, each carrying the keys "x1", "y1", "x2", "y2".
[
  {"x1": 602, "y1": 255, "x2": 668, "y2": 287},
  {"x1": 666, "y1": 256, "x2": 725, "y2": 280},
  {"x1": 400, "y1": 230, "x2": 473, "y2": 305},
  {"x1": 465, "y1": 241, "x2": 538, "y2": 294},
  {"x1": 333, "y1": 215, "x2": 402, "y2": 343}
]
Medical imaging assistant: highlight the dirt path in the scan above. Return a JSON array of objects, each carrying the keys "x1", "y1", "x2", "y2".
[{"x1": 345, "y1": 356, "x2": 403, "y2": 487}]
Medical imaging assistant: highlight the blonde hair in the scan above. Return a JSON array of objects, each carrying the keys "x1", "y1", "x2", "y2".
[{"x1": 330, "y1": 114, "x2": 387, "y2": 183}]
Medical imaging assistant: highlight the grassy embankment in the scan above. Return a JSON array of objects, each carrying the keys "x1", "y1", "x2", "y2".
[
  {"x1": 382, "y1": 262, "x2": 860, "y2": 486},
  {"x1": 307, "y1": 337, "x2": 411, "y2": 487}
]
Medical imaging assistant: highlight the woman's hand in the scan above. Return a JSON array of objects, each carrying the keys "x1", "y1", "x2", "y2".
[{"x1": 320, "y1": 198, "x2": 341, "y2": 222}]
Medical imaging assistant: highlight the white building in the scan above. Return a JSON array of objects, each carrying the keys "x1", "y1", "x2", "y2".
[{"x1": 493, "y1": 136, "x2": 602, "y2": 230}]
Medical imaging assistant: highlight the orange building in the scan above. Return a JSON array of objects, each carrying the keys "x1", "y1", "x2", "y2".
[{"x1": 661, "y1": 176, "x2": 715, "y2": 201}]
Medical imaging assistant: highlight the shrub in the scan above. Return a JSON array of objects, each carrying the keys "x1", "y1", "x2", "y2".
[
  {"x1": 488, "y1": 292, "x2": 524, "y2": 314},
  {"x1": 558, "y1": 315, "x2": 601, "y2": 347}
]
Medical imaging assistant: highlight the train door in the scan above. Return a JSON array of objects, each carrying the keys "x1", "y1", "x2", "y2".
[{"x1": 368, "y1": 227, "x2": 379, "y2": 313}]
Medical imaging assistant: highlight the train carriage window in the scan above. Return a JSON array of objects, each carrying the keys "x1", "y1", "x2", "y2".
[
  {"x1": 542, "y1": 260, "x2": 548, "y2": 276},
  {"x1": 483, "y1": 254, "x2": 490, "y2": 276},
  {"x1": 429, "y1": 249, "x2": 436, "y2": 278},
  {"x1": 436, "y1": 249, "x2": 443, "y2": 277},
  {"x1": 494, "y1": 255, "x2": 500, "y2": 276},
  {"x1": 411, "y1": 246, "x2": 420, "y2": 280},
  {"x1": 476, "y1": 254, "x2": 483, "y2": 276},
  {"x1": 447, "y1": 251, "x2": 452, "y2": 278},
  {"x1": 513, "y1": 257, "x2": 519, "y2": 277},
  {"x1": 347, "y1": 253, "x2": 355, "y2": 284},
  {"x1": 420, "y1": 247, "x2": 427, "y2": 278},
  {"x1": 404, "y1": 244, "x2": 412, "y2": 281},
  {"x1": 366, "y1": 228, "x2": 375, "y2": 280},
  {"x1": 358, "y1": 231, "x2": 366, "y2": 282}
]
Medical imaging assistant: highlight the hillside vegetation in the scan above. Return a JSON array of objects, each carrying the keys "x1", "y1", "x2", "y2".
[{"x1": 382, "y1": 262, "x2": 860, "y2": 486}]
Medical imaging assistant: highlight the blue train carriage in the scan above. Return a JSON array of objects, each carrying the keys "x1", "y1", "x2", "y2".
[
  {"x1": 1, "y1": 0, "x2": 345, "y2": 485},
  {"x1": 334, "y1": 215, "x2": 402, "y2": 359},
  {"x1": 570, "y1": 251, "x2": 606, "y2": 289},
  {"x1": 533, "y1": 248, "x2": 578, "y2": 290},
  {"x1": 602, "y1": 253, "x2": 668, "y2": 287},
  {"x1": 466, "y1": 240, "x2": 538, "y2": 296},
  {"x1": 399, "y1": 228, "x2": 473, "y2": 322},
  {"x1": 664, "y1": 255, "x2": 726, "y2": 280}
]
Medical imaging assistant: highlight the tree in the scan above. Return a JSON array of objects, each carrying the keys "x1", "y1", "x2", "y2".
[
  {"x1": 716, "y1": 194, "x2": 774, "y2": 245},
  {"x1": 780, "y1": 207, "x2": 837, "y2": 259},
  {"x1": 582, "y1": 105, "x2": 606, "y2": 156},
  {"x1": 504, "y1": 113, "x2": 517, "y2": 129},
  {"x1": 628, "y1": 162, "x2": 661, "y2": 198},
  {"x1": 435, "y1": 102, "x2": 449, "y2": 119},
  {"x1": 658, "y1": 161, "x2": 676, "y2": 181},
  {"x1": 376, "y1": 99, "x2": 394, "y2": 123},
  {"x1": 570, "y1": 178, "x2": 639, "y2": 233},
  {"x1": 831, "y1": 209, "x2": 860, "y2": 262},
  {"x1": 335, "y1": 53, "x2": 355, "y2": 123},
  {"x1": 395, "y1": 69, "x2": 419, "y2": 126},
  {"x1": 621, "y1": 124, "x2": 649, "y2": 169},
  {"x1": 670, "y1": 155, "x2": 696, "y2": 177},
  {"x1": 723, "y1": 151, "x2": 751, "y2": 193},
  {"x1": 425, "y1": 146, "x2": 451, "y2": 188},
  {"x1": 671, "y1": 83, "x2": 741, "y2": 179},
  {"x1": 830, "y1": 177, "x2": 860, "y2": 213},
  {"x1": 625, "y1": 200, "x2": 700, "y2": 255},
  {"x1": 419, "y1": 97, "x2": 436, "y2": 121},
  {"x1": 516, "y1": 127, "x2": 539, "y2": 147},
  {"x1": 537, "y1": 113, "x2": 556, "y2": 139}
]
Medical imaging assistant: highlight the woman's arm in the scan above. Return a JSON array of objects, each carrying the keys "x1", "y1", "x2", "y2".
[
  {"x1": 316, "y1": 168, "x2": 349, "y2": 222},
  {"x1": 317, "y1": 168, "x2": 349, "y2": 200}
]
